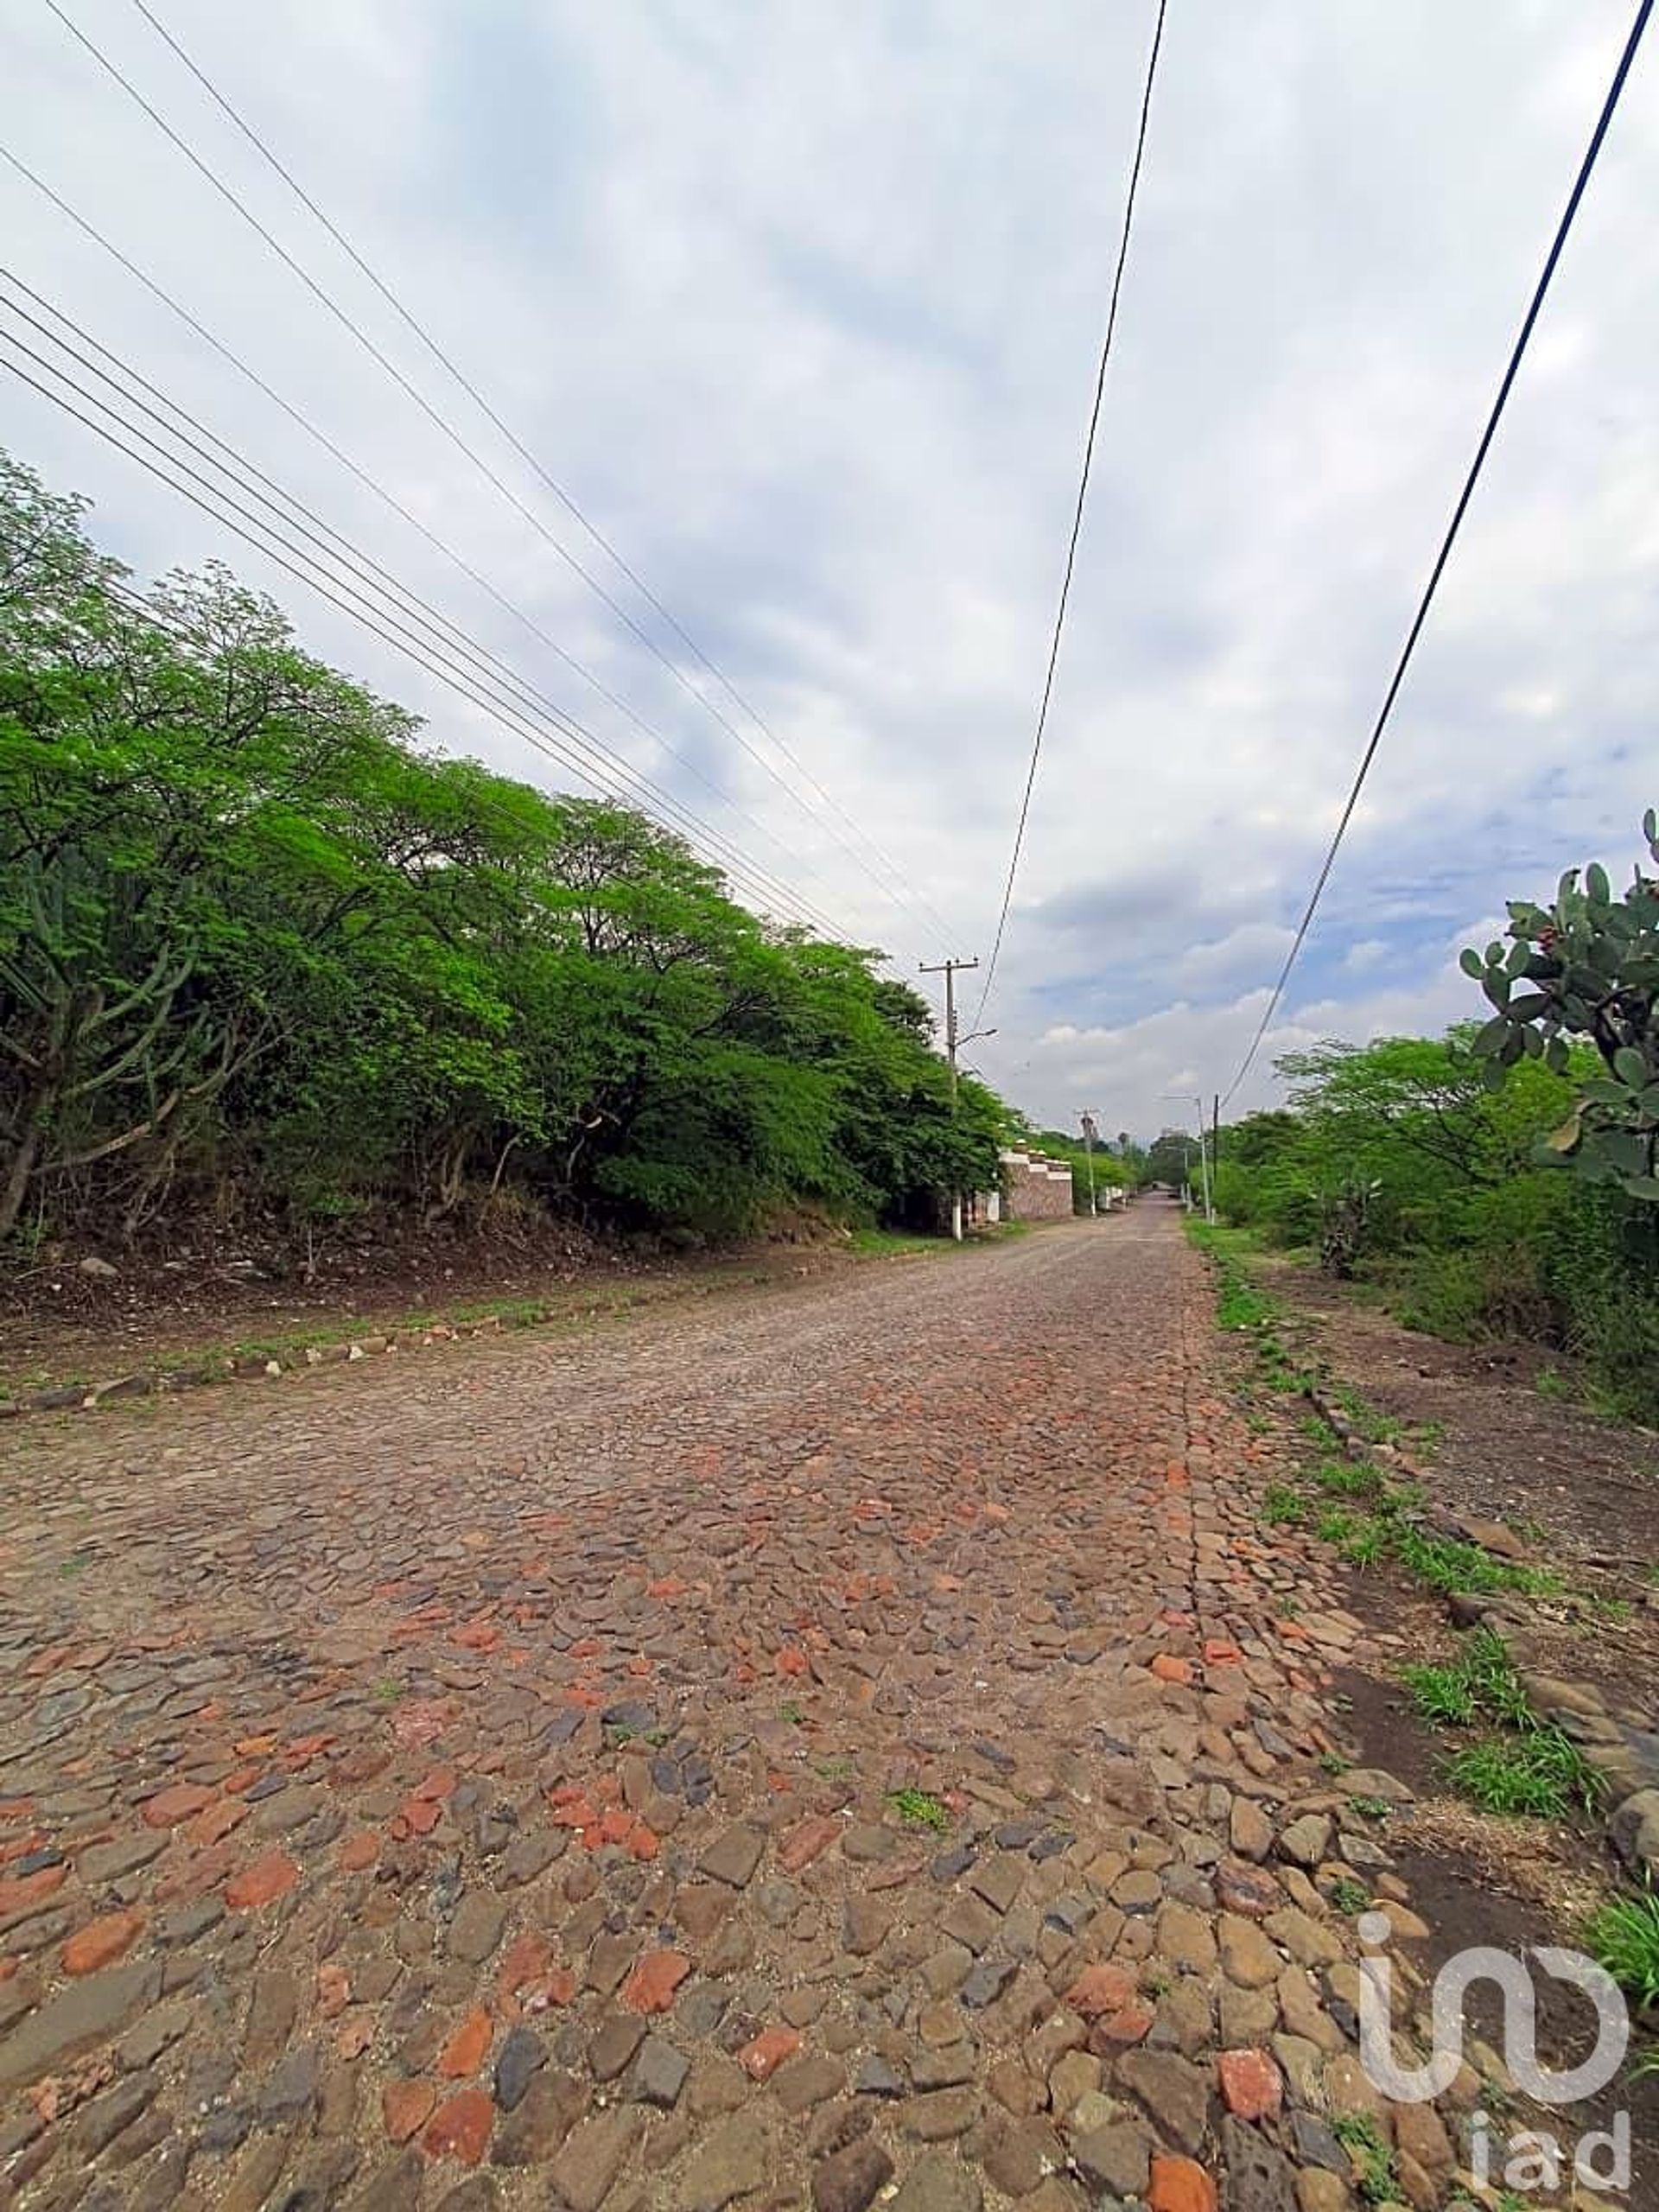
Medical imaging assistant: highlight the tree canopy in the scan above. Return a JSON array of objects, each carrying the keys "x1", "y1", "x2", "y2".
[{"x1": 0, "y1": 451, "x2": 1006, "y2": 1253}]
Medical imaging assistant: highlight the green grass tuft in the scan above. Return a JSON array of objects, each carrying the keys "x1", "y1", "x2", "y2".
[
  {"x1": 1402, "y1": 1661, "x2": 1478, "y2": 1727},
  {"x1": 1261, "y1": 1484, "x2": 1307, "y2": 1528},
  {"x1": 1329, "y1": 2112, "x2": 1398, "y2": 2203},
  {"x1": 887, "y1": 1787, "x2": 950, "y2": 1831},
  {"x1": 1445, "y1": 1728, "x2": 1602, "y2": 1820},
  {"x1": 1390, "y1": 1524, "x2": 1562, "y2": 1599},
  {"x1": 1338, "y1": 1522, "x2": 1387, "y2": 1567},
  {"x1": 1585, "y1": 1890, "x2": 1659, "y2": 2012},
  {"x1": 1313, "y1": 1458, "x2": 1378, "y2": 1498}
]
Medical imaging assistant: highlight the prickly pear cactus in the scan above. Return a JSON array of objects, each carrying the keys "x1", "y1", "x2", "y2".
[{"x1": 1463, "y1": 809, "x2": 1659, "y2": 1200}]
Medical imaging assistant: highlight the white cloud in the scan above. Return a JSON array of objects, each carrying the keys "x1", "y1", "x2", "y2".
[
  {"x1": 2, "y1": 0, "x2": 1656, "y2": 1136},
  {"x1": 1342, "y1": 939, "x2": 1389, "y2": 972},
  {"x1": 1173, "y1": 921, "x2": 1296, "y2": 989}
]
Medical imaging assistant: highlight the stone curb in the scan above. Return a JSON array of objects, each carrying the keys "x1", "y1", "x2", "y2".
[
  {"x1": 1303, "y1": 1376, "x2": 1659, "y2": 1892},
  {"x1": 0, "y1": 1306, "x2": 552, "y2": 1423},
  {"x1": 0, "y1": 1249, "x2": 885, "y2": 1422}
]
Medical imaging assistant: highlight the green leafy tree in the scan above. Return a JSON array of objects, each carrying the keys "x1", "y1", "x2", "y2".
[
  {"x1": 1141, "y1": 1128, "x2": 1194, "y2": 1191},
  {"x1": 1213, "y1": 1021, "x2": 1659, "y2": 1419},
  {"x1": 1, "y1": 446, "x2": 1014, "y2": 1256}
]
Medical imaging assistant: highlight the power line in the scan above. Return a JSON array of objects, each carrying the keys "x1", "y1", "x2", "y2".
[
  {"x1": 1217, "y1": 0, "x2": 1654, "y2": 1111},
  {"x1": 0, "y1": 321, "x2": 841, "y2": 930},
  {"x1": 41, "y1": 0, "x2": 957, "y2": 952},
  {"x1": 122, "y1": 0, "x2": 959, "y2": 950},
  {"x1": 0, "y1": 289, "x2": 830, "y2": 928},
  {"x1": 0, "y1": 197, "x2": 851, "y2": 928},
  {"x1": 972, "y1": 0, "x2": 1169, "y2": 1026}
]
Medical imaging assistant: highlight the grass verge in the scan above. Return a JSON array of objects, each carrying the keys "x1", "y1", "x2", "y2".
[{"x1": 1189, "y1": 1221, "x2": 1562, "y2": 1604}]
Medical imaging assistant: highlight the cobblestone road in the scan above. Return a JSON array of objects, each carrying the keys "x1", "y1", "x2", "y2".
[{"x1": 1, "y1": 1205, "x2": 1459, "y2": 2212}]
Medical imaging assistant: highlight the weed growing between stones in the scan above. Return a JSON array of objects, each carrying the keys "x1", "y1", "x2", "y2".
[
  {"x1": 1329, "y1": 2110, "x2": 1399, "y2": 2202},
  {"x1": 1402, "y1": 1629, "x2": 1522, "y2": 1729},
  {"x1": 1402, "y1": 1661, "x2": 1478, "y2": 1727},
  {"x1": 885, "y1": 1787, "x2": 950, "y2": 1831},
  {"x1": 1328, "y1": 1381, "x2": 1405, "y2": 1445},
  {"x1": 1581, "y1": 1592, "x2": 1635, "y2": 1624},
  {"x1": 1347, "y1": 1795, "x2": 1395, "y2": 1823},
  {"x1": 1391, "y1": 1523, "x2": 1562, "y2": 1600},
  {"x1": 1313, "y1": 1456, "x2": 1376, "y2": 1497},
  {"x1": 1253, "y1": 1408, "x2": 1560, "y2": 1597},
  {"x1": 1326, "y1": 1873, "x2": 1373, "y2": 1916}
]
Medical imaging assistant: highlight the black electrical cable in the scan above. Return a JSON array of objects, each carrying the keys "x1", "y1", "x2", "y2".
[
  {"x1": 1218, "y1": 0, "x2": 1654, "y2": 1109},
  {"x1": 44, "y1": 0, "x2": 958, "y2": 950},
  {"x1": 973, "y1": 0, "x2": 1168, "y2": 1024},
  {"x1": 0, "y1": 149, "x2": 851, "y2": 925},
  {"x1": 123, "y1": 0, "x2": 959, "y2": 947},
  {"x1": 0, "y1": 330, "x2": 842, "y2": 929}
]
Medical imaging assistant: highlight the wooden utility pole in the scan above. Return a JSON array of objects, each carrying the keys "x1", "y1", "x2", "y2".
[{"x1": 919, "y1": 957, "x2": 979, "y2": 1238}]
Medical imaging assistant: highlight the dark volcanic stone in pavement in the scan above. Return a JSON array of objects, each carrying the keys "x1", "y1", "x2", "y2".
[{"x1": 811, "y1": 2133, "x2": 894, "y2": 2212}]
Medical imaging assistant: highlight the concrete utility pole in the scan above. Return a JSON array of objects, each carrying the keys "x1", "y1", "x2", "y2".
[
  {"x1": 919, "y1": 957, "x2": 979, "y2": 1240},
  {"x1": 1079, "y1": 1110, "x2": 1099, "y2": 1215},
  {"x1": 1161, "y1": 1091, "x2": 1214, "y2": 1224},
  {"x1": 919, "y1": 957, "x2": 978, "y2": 1107},
  {"x1": 1196, "y1": 1109, "x2": 1214, "y2": 1225}
]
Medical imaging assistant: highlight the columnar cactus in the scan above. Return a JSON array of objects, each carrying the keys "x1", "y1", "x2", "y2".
[{"x1": 1463, "y1": 809, "x2": 1659, "y2": 1200}]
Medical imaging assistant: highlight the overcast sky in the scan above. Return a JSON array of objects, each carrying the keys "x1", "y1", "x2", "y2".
[{"x1": 4, "y1": 0, "x2": 1656, "y2": 1140}]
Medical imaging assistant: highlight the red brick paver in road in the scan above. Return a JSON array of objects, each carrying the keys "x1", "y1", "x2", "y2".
[{"x1": 0, "y1": 1207, "x2": 1457, "y2": 2209}]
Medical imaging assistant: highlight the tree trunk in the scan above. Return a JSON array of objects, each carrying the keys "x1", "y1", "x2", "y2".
[
  {"x1": 0, "y1": 1112, "x2": 42, "y2": 1242},
  {"x1": 0, "y1": 1058, "x2": 59, "y2": 1243}
]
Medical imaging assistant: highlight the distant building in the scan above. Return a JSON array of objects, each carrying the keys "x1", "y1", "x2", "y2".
[{"x1": 994, "y1": 1145, "x2": 1075, "y2": 1223}]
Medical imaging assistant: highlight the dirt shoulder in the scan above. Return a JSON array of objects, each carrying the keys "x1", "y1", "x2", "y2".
[
  {"x1": 1262, "y1": 1256, "x2": 1659, "y2": 1560},
  {"x1": 0, "y1": 1223, "x2": 972, "y2": 1407},
  {"x1": 1261, "y1": 1251, "x2": 1659, "y2": 1727}
]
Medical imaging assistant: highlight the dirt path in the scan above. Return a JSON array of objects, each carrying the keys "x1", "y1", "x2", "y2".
[{"x1": 0, "y1": 1205, "x2": 1541, "y2": 2209}]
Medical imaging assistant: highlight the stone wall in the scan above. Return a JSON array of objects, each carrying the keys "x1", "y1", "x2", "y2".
[{"x1": 999, "y1": 1147, "x2": 1075, "y2": 1223}]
